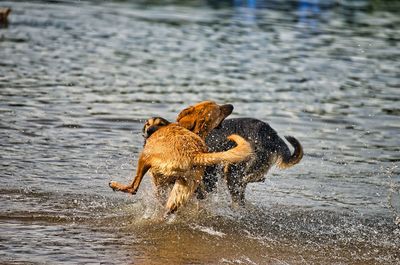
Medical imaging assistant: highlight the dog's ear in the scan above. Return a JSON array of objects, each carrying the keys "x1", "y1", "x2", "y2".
[
  {"x1": 177, "y1": 104, "x2": 216, "y2": 137},
  {"x1": 176, "y1": 106, "x2": 196, "y2": 131},
  {"x1": 177, "y1": 106, "x2": 193, "y2": 122},
  {"x1": 192, "y1": 116, "x2": 208, "y2": 138}
]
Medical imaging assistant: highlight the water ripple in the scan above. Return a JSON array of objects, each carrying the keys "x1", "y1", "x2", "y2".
[{"x1": 1, "y1": 0, "x2": 399, "y2": 264}]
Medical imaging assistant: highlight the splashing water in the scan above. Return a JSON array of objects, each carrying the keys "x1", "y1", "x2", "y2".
[{"x1": 1, "y1": 0, "x2": 399, "y2": 264}]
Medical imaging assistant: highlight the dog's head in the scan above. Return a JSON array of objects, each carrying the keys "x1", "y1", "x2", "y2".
[
  {"x1": 142, "y1": 117, "x2": 170, "y2": 139},
  {"x1": 176, "y1": 101, "x2": 233, "y2": 138}
]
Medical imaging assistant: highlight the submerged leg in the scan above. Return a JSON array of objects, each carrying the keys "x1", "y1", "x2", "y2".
[
  {"x1": 196, "y1": 165, "x2": 218, "y2": 200},
  {"x1": 225, "y1": 165, "x2": 246, "y2": 207}
]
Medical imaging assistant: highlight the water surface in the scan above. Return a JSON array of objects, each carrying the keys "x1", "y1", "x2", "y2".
[{"x1": 0, "y1": 0, "x2": 399, "y2": 264}]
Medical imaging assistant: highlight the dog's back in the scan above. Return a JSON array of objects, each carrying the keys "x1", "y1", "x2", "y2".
[
  {"x1": 207, "y1": 118, "x2": 289, "y2": 158},
  {"x1": 143, "y1": 124, "x2": 207, "y2": 175}
]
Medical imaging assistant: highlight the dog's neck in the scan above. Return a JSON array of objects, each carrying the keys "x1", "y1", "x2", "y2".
[{"x1": 195, "y1": 130, "x2": 208, "y2": 140}]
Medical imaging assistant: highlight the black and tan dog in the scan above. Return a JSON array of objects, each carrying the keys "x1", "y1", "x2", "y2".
[
  {"x1": 110, "y1": 101, "x2": 253, "y2": 214},
  {"x1": 202, "y1": 118, "x2": 303, "y2": 206},
  {"x1": 144, "y1": 110, "x2": 303, "y2": 207}
]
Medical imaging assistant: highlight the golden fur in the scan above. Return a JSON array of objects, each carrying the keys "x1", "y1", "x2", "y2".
[
  {"x1": 176, "y1": 101, "x2": 234, "y2": 139},
  {"x1": 109, "y1": 101, "x2": 253, "y2": 214}
]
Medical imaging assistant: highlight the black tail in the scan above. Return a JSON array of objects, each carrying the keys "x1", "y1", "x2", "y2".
[{"x1": 277, "y1": 136, "x2": 303, "y2": 169}]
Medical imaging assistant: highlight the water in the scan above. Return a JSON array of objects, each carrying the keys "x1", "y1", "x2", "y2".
[{"x1": 1, "y1": 0, "x2": 399, "y2": 264}]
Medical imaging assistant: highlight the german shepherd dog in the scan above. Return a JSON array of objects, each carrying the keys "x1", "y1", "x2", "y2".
[
  {"x1": 110, "y1": 101, "x2": 253, "y2": 214},
  {"x1": 143, "y1": 108, "x2": 303, "y2": 207},
  {"x1": 202, "y1": 118, "x2": 303, "y2": 206}
]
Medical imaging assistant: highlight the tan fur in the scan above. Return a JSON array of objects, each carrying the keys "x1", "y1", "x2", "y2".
[
  {"x1": 276, "y1": 136, "x2": 303, "y2": 169},
  {"x1": 110, "y1": 101, "x2": 252, "y2": 215},
  {"x1": 193, "y1": 135, "x2": 252, "y2": 166},
  {"x1": 177, "y1": 101, "x2": 234, "y2": 139}
]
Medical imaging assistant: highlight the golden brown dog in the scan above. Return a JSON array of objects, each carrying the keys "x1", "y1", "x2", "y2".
[{"x1": 109, "y1": 101, "x2": 253, "y2": 214}]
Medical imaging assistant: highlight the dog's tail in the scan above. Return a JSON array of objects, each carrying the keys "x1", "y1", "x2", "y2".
[
  {"x1": 277, "y1": 136, "x2": 303, "y2": 169},
  {"x1": 193, "y1": 134, "x2": 253, "y2": 166}
]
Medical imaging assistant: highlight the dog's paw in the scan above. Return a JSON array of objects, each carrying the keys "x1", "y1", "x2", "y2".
[
  {"x1": 109, "y1": 181, "x2": 137, "y2": 195},
  {"x1": 109, "y1": 181, "x2": 118, "y2": 191},
  {"x1": 126, "y1": 188, "x2": 137, "y2": 195}
]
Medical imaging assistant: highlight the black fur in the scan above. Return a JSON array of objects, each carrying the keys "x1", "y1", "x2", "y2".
[
  {"x1": 142, "y1": 117, "x2": 170, "y2": 140},
  {"x1": 203, "y1": 118, "x2": 303, "y2": 205}
]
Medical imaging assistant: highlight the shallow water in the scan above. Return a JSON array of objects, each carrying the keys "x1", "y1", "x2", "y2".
[{"x1": 1, "y1": 0, "x2": 399, "y2": 264}]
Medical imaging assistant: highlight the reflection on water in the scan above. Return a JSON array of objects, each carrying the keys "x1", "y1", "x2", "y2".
[
  {"x1": 0, "y1": 0, "x2": 399, "y2": 264},
  {"x1": 297, "y1": 0, "x2": 321, "y2": 30}
]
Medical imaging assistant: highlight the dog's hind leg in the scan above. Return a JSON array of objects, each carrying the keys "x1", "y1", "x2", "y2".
[
  {"x1": 227, "y1": 182, "x2": 246, "y2": 207},
  {"x1": 109, "y1": 154, "x2": 150, "y2": 194},
  {"x1": 165, "y1": 170, "x2": 202, "y2": 214},
  {"x1": 196, "y1": 165, "x2": 219, "y2": 200},
  {"x1": 225, "y1": 165, "x2": 246, "y2": 207}
]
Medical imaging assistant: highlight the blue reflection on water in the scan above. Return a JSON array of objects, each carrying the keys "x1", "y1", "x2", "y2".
[
  {"x1": 231, "y1": 0, "x2": 325, "y2": 33},
  {"x1": 298, "y1": 0, "x2": 321, "y2": 29},
  {"x1": 233, "y1": 0, "x2": 257, "y2": 23},
  {"x1": 234, "y1": 0, "x2": 257, "y2": 9}
]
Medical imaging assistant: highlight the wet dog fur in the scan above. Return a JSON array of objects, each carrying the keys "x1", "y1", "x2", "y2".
[
  {"x1": 109, "y1": 101, "x2": 253, "y2": 214},
  {"x1": 203, "y1": 118, "x2": 303, "y2": 206},
  {"x1": 143, "y1": 114, "x2": 303, "y2": 207}
]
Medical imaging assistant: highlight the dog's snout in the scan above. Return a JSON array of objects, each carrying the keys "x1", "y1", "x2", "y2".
[{"x1": 221, "y1": 104, "x2": 234, "y2": 116}]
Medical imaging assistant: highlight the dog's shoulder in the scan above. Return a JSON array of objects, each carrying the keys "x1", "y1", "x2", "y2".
[
  {"x1": 145, "y1": 123, "x2": 181, "y2": 141},
  {"x1": 144, "y1": 123, "x2": 206, "y2": 152},
  {"x1": 157, "y1": 123, "x2": 195, "y2": 136}
]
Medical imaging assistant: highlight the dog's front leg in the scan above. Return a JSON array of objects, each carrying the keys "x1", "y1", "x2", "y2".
[{"x1": 109, "y1": 154, "x2": 150, "y2": 194}]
